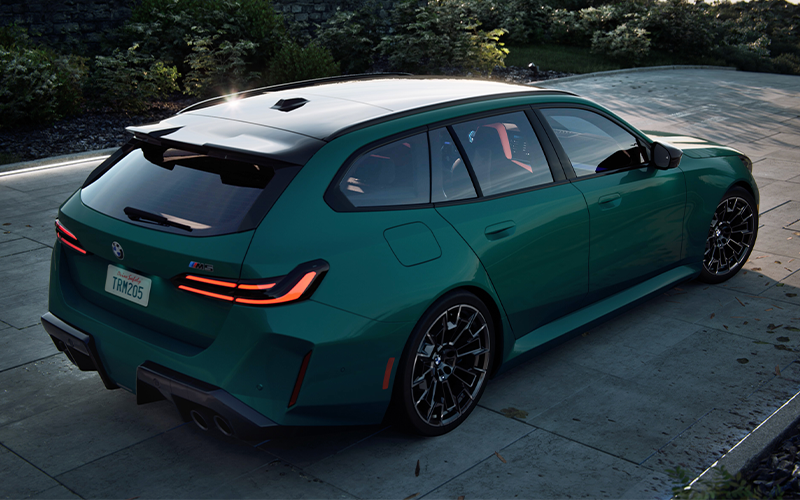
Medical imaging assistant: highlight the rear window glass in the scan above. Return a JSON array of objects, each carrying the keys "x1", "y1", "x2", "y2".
[{"x1": 81, "y1": 147, "x2": 287, "y2": 236}]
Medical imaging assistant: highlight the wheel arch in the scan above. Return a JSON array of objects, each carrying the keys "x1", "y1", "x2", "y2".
[{"x1": 458, "y1": 285, "x2": 506, "y2": 377}]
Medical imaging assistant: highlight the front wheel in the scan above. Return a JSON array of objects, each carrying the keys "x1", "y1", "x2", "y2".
[
  {"x1": 398, "y1": 291, "x2": 495, "y2": 436},
  {"x1": 699, "y1": 186, "x2": 758, "y2": 284}
]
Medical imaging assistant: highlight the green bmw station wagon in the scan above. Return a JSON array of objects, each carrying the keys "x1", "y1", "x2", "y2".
[{"x1": 43, "y1": 75, "x2": 758, "y2": 437}]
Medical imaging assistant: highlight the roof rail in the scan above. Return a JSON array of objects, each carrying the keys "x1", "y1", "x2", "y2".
[
  {"x1": 178, "y1": 73, "x2": 414, "y2": 115},
  {"x1": 325, "y1": 88, "x2": 578, "y2": 141}
]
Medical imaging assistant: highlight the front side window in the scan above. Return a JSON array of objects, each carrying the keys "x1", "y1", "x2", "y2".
[
  {"x1": 451, "y1": 112, "x2": 553, "y2": 197},
  {"x1": 540, "y1": 108, "x2": 647, "y2": 177},
  {"x1": 339, "y1": 133, "x2": 430, "y2": 207}
]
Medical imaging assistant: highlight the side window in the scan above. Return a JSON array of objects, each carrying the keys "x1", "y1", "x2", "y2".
[
  {"x1": 429, "y1": 127, "x2": 476, "y2": 203},
  {"x1": 451, "y1": 112, "x2": 553, "y2": 197},
  {"x1": 540, "y1": 108, "x2": 646, "y2": 177},
  {"x1": 339, "y1": 133, "x2": 430, "y2": 208}
]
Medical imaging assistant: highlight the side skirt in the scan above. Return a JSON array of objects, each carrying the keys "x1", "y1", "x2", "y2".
[{"x1": 499, "y1": 264, "x2": 700, "y2": 374}]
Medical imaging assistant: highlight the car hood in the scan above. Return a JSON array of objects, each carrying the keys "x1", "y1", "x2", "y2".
[{"x1": 644, "y1": 131, "x2": 743, "y2": 159}]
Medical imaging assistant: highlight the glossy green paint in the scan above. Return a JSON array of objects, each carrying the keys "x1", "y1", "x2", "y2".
[
  {"x1": 46, "y1": 84, "x2": 761, "y2": 431},
  {"x1": 383, "y1": 222, "x2": 442, "y2": 267},
  {"x1": 58, "y1": 193, "x2": 255, "y2": 348},
  {"x1": 677, "y1": 154, "x2": 759, "y2": 264},
  {"x1": 501, "y1": 264, "x2": 699, "y2": 373},
  {"x1": 571, "y1": 164, "x2": 686, "y2": 301},
  {"x1": 436, "y1": 183, "x2": 590, "y2": 338},
  {"x1": 49, "y1": 239, "x2": 413, "y2": 425}
]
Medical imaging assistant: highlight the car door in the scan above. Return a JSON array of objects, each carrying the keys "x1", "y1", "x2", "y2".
[
  {"x1": 537, "y1": 106, "x2": 686, "y2": 302},
  {"x1": 432, "y1": 110, "x2": 590, "y2": 339}
]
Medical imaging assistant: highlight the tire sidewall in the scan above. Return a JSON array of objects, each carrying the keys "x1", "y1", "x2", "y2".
[
  {"x1": 700, "y1": 186, "x2": 758, "y2": 284},
  {"x1": 396, "y1": 290, "x2": 495, "y2": 436}
]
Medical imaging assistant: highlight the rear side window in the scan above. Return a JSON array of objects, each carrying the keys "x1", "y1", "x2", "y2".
[
  {"x1": 451, "y1": 112, "x2": 553, "y2": 196},
  {"x1": 338, "y1": 133, "x2": 430, "y2": 207},
  {"x1": 81, "y1": 147, "x2": 294, "y2": 236}
]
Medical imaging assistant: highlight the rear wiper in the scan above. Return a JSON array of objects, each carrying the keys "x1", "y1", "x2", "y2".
[{"x1": 123, "y1": 207, "x2": 192, "y2": 232}]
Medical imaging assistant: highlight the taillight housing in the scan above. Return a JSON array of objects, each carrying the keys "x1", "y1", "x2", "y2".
[
  {"x1": 55, "y1": 219, "x2": 89, "y2": 255},
  {"x1": 172, "y1": 259, "x2": 329, "y2": 306}
]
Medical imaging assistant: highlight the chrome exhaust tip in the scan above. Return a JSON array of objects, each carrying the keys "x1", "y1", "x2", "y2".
[
  {"x1": 190, "y1": 409, "x2": 210, "y2": 431},
  {"x1": 213, "y1": 415, "x2": 234, "y2": 437}
]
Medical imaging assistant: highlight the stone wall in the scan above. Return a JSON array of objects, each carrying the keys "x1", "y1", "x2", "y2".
[
  {"x1": 0, "y1": 0, "x2": 137, "y2": 53},
  {"x1": 0, "y1": 0, "x2": 396, "y2": 53}
]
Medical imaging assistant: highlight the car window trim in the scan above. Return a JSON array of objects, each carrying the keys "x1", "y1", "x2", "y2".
[
  {"x1": 445, "y1": 124, "x2": 484, "y2": 198},
  {"x1": 533, "y1": 104, "x2": 654, "y2": 181},
  {"x1": 324, "y1": 106, "x2": 578, "y2": 213}
]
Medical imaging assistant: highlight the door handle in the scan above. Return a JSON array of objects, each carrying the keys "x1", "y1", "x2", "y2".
[
  {"x1": 484, "y1": 221, "x2": 516, "y2": 240},
  {"x1": 598, "y1": 193, "x2": 621, "y2": 209}
]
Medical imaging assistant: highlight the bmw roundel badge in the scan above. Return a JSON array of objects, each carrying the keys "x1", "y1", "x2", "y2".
[{"x1": 111, "y1": 241, "x2": 124, "y2": 260}]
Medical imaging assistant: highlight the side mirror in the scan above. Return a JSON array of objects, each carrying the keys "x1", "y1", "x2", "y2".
[{"x1": 652, "y1": 142, "x2": 682, "y2": 170}]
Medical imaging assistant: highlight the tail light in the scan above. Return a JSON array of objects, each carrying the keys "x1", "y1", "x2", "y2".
[
  {"x1": 172, "y1": 259, "x2": 328, "y2": 307},
  {"x1": 55, "y1": 219, "x2": 89, "y2": 255}
]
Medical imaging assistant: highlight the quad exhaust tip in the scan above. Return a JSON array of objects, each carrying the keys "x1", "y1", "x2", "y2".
[
  {"x1": 189, "y1": 408, "x2": 235, "y2": 437},
  {"x1": 190, "y1": 409, "x2": 210, "y2": 431}
]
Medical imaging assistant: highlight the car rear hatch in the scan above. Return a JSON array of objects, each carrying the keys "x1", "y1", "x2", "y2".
[{"x1": 56, "y1": 141, "x2": 302, "y2": 349}]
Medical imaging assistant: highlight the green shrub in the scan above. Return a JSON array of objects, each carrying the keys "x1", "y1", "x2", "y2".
[
  {"x1": 635, "y1": 0, "x2": 718, "y2": 56},
  {"x1": 377, "y1": 0, "x2": 507, "y2": 74},
  {"x1": 457, "y1": 0, "x2": 552, "y2": 44},
  {"x1": 591, "y1": 23, "x2": 651, "y2": 64},
  {"x1": 92, "y1": 45, "x2": 180, "y2": 112},
  {"x1": 549, "y1": 4, "x2": 627, "y2": 46},
  {"x1": 0, "y1": 26, "x2": 86, "y2": 127},
  {"x1": 268, "y1": 41, "x2": 340, "y2": 85},
  {"x1": 316, "y1": 4, "x2": 388, "y2": 74},
  {"x1": 110, "y1": 0, "x2": 285, "y2": 96},
  {"x1": 773, "y1": 53, "x2": 800, "y2": 75},
  {"x1": 184, "y1": 28, "x2": 261, "y2": 97}
]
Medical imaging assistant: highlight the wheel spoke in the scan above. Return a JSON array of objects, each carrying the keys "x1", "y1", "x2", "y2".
[
  {"x1": 703, "y1": 195, "x2": 755, "y2": 277},
  {"x1": 408, "y1": 303, "x2": 491, "y2": 428}
]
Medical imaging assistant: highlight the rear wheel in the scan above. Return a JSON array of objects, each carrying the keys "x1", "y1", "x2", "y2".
[
  {"x1": 398, "y1": 291, "x2": 494, "y2": 436},
  {"x1": 700, "y1": 187, "x2": 758, "y2": 284}
]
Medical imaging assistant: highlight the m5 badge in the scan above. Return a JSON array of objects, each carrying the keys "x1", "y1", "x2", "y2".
[{"x1": 189, "y1": 261, "x2": 214, "y2": 272}]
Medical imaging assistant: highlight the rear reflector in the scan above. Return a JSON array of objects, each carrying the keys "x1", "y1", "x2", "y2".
[
  {"x1": 382, "y1": 357, "x2": 395, "y2": 390},
  {"x1": 172, "y1": 259, "x2": 328, "y2": 307},
  {"x1": 288, "y1": 351, "x2": 312, "y2": 407}
]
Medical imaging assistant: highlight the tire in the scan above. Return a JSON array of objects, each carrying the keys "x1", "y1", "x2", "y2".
[
  {"x1": 397, "y1": 290, "x2": 495, "y2": 436},
  {"x1": 699, "y1": 186, "x2": 758, "y2": 284}
]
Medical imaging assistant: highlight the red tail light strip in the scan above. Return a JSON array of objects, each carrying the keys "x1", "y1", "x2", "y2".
[
  {"x1": 288, "y1": 351, "x2": 312, "y2": 407},
  {"x1": 172, "y1": 259, "x2": 329, "y2": 307},
  {"x1": 178, "y1": 285, "x2": 235, "y2": 302},
  {"x1": 237, "y1": 283, "x2": 275, "y2": 290},
  {"x1": 234, "y1": 272, "x2": 315, "y2": 305},
  {"x1": 55, "y1": 219, "x2": 89, "y2": 255},
  {"x1": 55, "y1": 220, "x2": 77, "y2": 240},
  {"x1": 56, "y1": 233, "x2": 88, "y2": 255}
]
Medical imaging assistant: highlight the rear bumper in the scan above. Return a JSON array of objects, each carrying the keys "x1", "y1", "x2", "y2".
[
  {"x1": 42, "y1": 312, "x2": 285, "y2": 440},
  {"x1": 42, "y1": 312, "x2": 117, "y2": 390}
]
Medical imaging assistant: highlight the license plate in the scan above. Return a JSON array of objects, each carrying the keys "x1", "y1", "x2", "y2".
[{"x1": 104, "y1": 265, "x2": 151, "y2": 307}]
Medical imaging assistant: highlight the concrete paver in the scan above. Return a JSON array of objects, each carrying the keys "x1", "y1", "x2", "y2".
[{"x1": 0, "y1": 68, "x2": 799, "y2": 499}]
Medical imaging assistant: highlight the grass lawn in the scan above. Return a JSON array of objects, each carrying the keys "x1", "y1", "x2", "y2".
[{"x1": 505, "y1": 43, "x2": 726, "y2": 73}]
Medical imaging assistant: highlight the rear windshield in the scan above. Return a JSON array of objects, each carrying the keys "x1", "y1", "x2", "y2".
[{"x1": 81, "y1": 146, "x2": 296, "y2": 236}]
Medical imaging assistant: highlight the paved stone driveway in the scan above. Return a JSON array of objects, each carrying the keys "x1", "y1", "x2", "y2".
[{"x1": 1, "y1": 68, "x2": 799, "y2": 499}]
